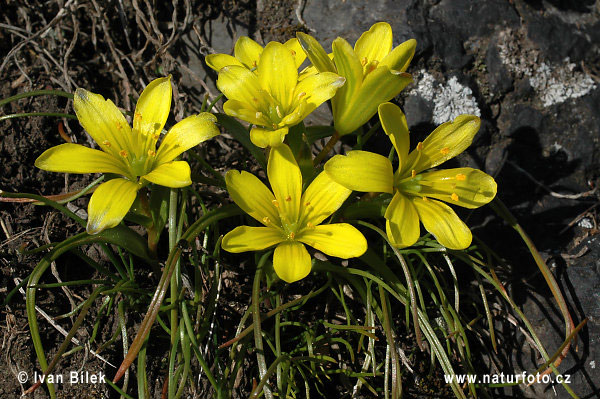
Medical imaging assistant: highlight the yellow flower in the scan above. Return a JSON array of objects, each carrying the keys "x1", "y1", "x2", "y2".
[
  {"x1": 35, "y1": 77, "x2": 220, "y2": 234},
  {"x1": 222, "y1": 144, "x2": 367, "y2": 283},
  {"x1": 324, "y1": 103, "x2": 497, "y2": 250},
  {"x1": 206, "y1": 36, "x2": 306, "y2": 72},
  {"x1": 298, "y1": 22, "x2": 416, "y2": 136},
  {"x1": 215, "y1": 41, "x2": 345, "y2": 148}
]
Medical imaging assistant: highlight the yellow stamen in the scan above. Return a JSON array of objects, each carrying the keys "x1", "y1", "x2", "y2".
[
  {"x1": 440, "y1": 147, "x2": 450, "y2": 155},
  {"x1": 456, "y1": 173, "x2": 466, "y2": 181},
  {"x1": 288, "y1": 232, "x2": 295, "y2": 240},
  {"x1": 306, "y1": 222, "x2": 315, "y2": 229},
  {"x1": 361, "y1": 57, "x2": 368, "y2": 66},
  {"x1": 411, "y1": 169, "x2": 416, "y2": 178},
  {"x1": 262, "y1": 216, "x2": 271, "y2": 225},
  {"x1": 255, "y1": 111, "x2": 263, "y2": 119},
  {"x1": 451, "y1": 193, "x2": 459, "y2": 201},
  {"x1": 285, "y1": 195, "x2": 292, "y2": 202},
  {"x1": 422, "y1": 196, "x2": 428, "y2": 201},
  {"x1": 297, "y1": 92, "x2": 306, "y2": 99},
  {"x1": 147, "y1": 150, "x2": 156, "y2": 157},
  {"x1": 252, "y1": 60, "x2": 257, "y2": 68},
  {"x1": 272, "y1": 199, "x2": 279, "y2": 208},
  {"x1": 119, "y1": 150, "x2": 128, "y2": 158},
  {"x1": 102, "y1": 140, "x2": 111, "y2": 147},
  {"x1": 271, "y1": 124, "x2": 278, "y2": 129},
  {"x1": 115, "y1": 122, "x2": 123, "y2": 130},
  {"x1": 416, "y1": 142, "x2": 424, "y2": 151}
]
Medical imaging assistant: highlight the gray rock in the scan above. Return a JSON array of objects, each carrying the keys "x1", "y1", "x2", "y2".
[
  {"x1": 486, "y1": 41, "x2": 514, "y2": 98},
  {"x1": 404, "y1": 94, "x2": 433, "y2": 127}
]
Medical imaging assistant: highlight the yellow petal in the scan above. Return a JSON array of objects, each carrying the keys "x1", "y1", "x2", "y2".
[
  {"x1": 412, "y1": 197, "x2": 472, "y2": 250},
  {"x1": 380, "y1": 39, "x2": 417, "y2": 72},
  {"x1": 217, "y1": 65, "x2": 270, "y2": 110},
  {"x1": 258, "y1": 42, "x2": 298, "y2": 111},
  {"x1": 234, "y1": 36, "x2": 264, "y2": 69},
  {"x1": 156, "y1": 113, "x2": 219, "y2": 164},
  {"x1": 299, "y1": 171, "x2": 351, "y2": 226},
  {"x1": 405, "y1": 115, "x2": 480, "y2": 174},
  {"x1": 222, "y1": 226, "x2": 284, "y2": 252},
  {"x1": 298, "y1": 223, "x2": 367, "y2": 258},
  {"x1": 86, "y1": 178, "x2": 139, "y2": 234},
  {"x1": 73, "y1": 88, "x2": 133, "y2": 157},
  {"x1": 35, "y1": 143, "x2": 128, "y2": 176},
  {"x1": 331, "y1": 37, "x2": 363, "y2": 118},
  {"x1": 384, "y1": 192, "x2": 420, "y2": 248},
  {"x1": 354, "y1": 22, "x2": 393, "y2": 70},
  {"x1": 267, "y1": 144, "x2": 302, "y2": 224},
  {"x1": 225, "y1": 170, "x2": 280, "y2": 226},
  {"x1": 378, "y1": 102, "x2": 409, "y2": 165},
  {"x1": 417, "y1": 168, "x2": 497, "y2": 209},
  {"x1": 223, "y1": 99, "x2": 270, "y2": 126},
  {"x1": 273, "y1": 241, "x2": 312, "y2": 283},
  {"x1": 324, "y1": 151, "x2": 393, "y2": 193},
  {"x1": 134, "y1": 77, "x2": 172, "y2": 138},
  {"x1": 297, "y1": 32, "x2": 336, "y2": 73},
  {"x1": 292, "y1": 72, "x2": 345, "y2": 119},
  {"x1": 142, "y1": 161, "x2": 191, "y2": 188},
  {"x1": 279, "y1": 101, "x2": 309, "y2": 126},
  {"x1": 205, "y1": 54, "x2": 244, "y2": 72},
  {"x1": 250, "y1": 126, "x2": 288, "y2": 148},
  {"x1": 334, "y1": 66, "x2": 412, "y2": 135},
  {"x1": 284, "y1": 38, "x2": 307, "y2": 69}
]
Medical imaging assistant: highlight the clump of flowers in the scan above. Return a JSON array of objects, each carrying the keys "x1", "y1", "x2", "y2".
[
  {"x1": 325, "y1": 102, "x2": 497, "y2": 249},
  {"x1": 35, "y1": 76, "x2": 219, "y2": 234},
  {"x1": 221, "y1": 143, "x2": 367, "y2": 283},
  {"x1": 15, "y1": 19, "x2": 547, "y2": 399}
]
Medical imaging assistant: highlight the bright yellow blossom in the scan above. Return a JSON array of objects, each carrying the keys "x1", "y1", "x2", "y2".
[
  {"x1": 35, "y1": 77, "x2": 220, "y2": 234},
  {"x1": 215, "y1": 41, "x2": 345, "y2": 148},
  {"x1": 206, "y1": 36, "x2": 306, "y2": 72},
  {"x1": 325, "y1": 102, "x2": 497, "y2": 250},
  {"x1": 222, "y1": 144, "x2": 367, "y2": 283},
  {"x1": 298, "y1": 22, "x2": 416, "y2": 136}
]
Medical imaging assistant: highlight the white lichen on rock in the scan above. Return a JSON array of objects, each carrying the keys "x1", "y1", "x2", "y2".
[
  {"x1": 529, "y1": 61, "x2": 596, "y2": 107},
  {"x1": 497, "y1": 29, "x2": 596, "y2": 107},
  {"x1": 409, "y1": 71, "x2": 481, "y2": 124}
]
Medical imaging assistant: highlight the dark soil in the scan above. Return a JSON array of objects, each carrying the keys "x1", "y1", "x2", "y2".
[{"x1": 1, "y1": 0, "x2": 599, "y2": 398}]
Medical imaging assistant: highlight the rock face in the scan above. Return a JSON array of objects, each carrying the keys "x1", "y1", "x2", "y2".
[
  {"x1": 294, "y1": 1, "x2": 599, "y2": 398},
  {"x1": 177, "y1": 0, "x2": 600, "y2": 397}
]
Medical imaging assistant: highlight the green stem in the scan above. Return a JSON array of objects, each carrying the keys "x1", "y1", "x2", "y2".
[
  {"x1": 0, "y1": 112, "x2": 77, "y2": 122},
  {"x1": 313, "y1": 131, "x2": 340, "y2": 166},
  {"x1": 168, "y1": 189, "x2": 180, "y2": 399},
  {"x1": 252, "y1": 252, "x2": 273, "y2": 399},
  {"x1": 0, "y1": 89, "x2": 73, "y2": 107},
  {"x1": 490, "y1": 198, "x2": 575, "y2": 370},
  {"x1": 113, "y1": 205, "x2": 243, "y2": 384},
  {"x1": 275, "y1": 294, "x2": 282, "y2": 392}
]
